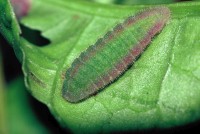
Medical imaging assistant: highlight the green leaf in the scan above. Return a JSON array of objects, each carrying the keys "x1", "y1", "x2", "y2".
[
  {"x1": 3, "y1": 0, "x2": 200, "y2": 133},
  {"x1": 89, "y1": 0, "x2": 176, "y2": 5},
  {"x1": 0, "y1": 0, "x2": 22, "y2": 61},
  {"x1": 0, "y1": 48, "x2": 6, "y2": 134},
  {"x1": 5, "y1": 77, "x2": 49, "y2": 134},
  {"x1": 0, "y1": 47, "x2": 48, "y2": 133}
]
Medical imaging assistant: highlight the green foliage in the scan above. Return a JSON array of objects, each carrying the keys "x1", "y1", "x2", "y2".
[
  {"x1": 5, "y1": 77, "x2": 49, "y2": 134},
  {"x1": 0, "y1": 49, "x2": 6, "y2": 134},
  {"x1": 0, "y1": 0, "x2": 22, "y2": 61},
  {"x1": 0, "y1": 50, "x2": 48, "y2": 134},
  {"x1": 90, "y1": 0, "x2": 176, "y2": 5},
  {"x1": 1, "y1": 0, "x2": 200, "y2": 133}
]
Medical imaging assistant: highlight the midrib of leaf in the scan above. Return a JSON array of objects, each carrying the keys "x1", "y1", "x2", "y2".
[
  {"x1": 155, "y1": 19, "x2": 180, "y2": 122},
  {"x1": 156, "y1": 18, "x2": 200, "y2": 127}
]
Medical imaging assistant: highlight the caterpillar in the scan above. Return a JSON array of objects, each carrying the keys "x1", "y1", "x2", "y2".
[{"x1": 62, "y1": 7, "x2": 170, "y2": 103}]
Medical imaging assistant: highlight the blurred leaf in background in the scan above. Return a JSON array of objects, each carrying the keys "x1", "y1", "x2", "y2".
[
  {"x1": 5, "y1": 77, "x2": 49, "y2": 134},
  {"x1": 0, "y1": 48, "x2": 6, "y2": 134}
]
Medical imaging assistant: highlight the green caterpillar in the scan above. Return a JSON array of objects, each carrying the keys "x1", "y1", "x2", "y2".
[{"x1": 62, "y1": 7, "x2": 170, "y2": 103}]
